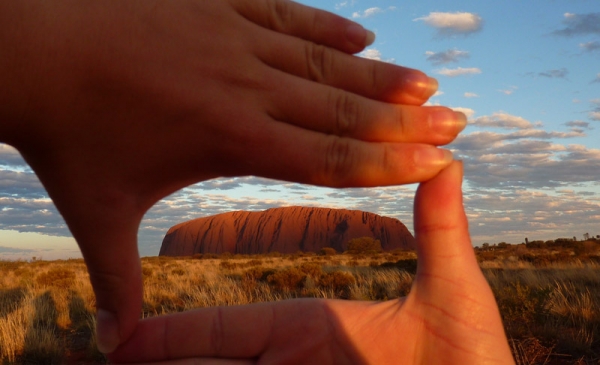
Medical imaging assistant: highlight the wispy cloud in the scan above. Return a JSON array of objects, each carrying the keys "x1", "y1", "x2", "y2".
[
  {"x1": 592, "y1": 73, "x2": 600, "y2": 84},
  {"x1": 565, "y1": 120, "x2": 591, "y2": 130},
  {"x1": 553, "y1": 13, "x2": 600, "y2": 37},
  {"x1": 425, "y1": 49, "x2": 470, "y2": 65},
  {"x1": 436, "y1": 67, "x2": 482, "y2": 77},
  {"x1": 539, "y1": 68, "x2": 569, "y2": 79},
  {"x1": 464, "y1": 92, "x2": 479, "y2": 98},
  {"x1": 414, "y1": 12, "x2": 483, "y2": 37},
  {"x1": 352, "y1": 6, "x2": 395, "y2": 19},
  {"x1": 580, "y1": 41, "x2": 600, "y2": 52},
  {"x1": 498, "y1": 86, "x2": 518, "y2": 95}
]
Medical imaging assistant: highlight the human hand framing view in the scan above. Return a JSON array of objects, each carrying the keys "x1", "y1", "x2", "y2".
[
  {"x1": 0, "y1": 0, "x2": 466, "y2": 354},
  {"x1": 108, "y1": 162, "x2": 514, "y2": 365}
]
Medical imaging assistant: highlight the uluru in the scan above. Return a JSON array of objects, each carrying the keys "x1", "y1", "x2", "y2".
[{"x1": 159, "y1": 206, "x2": 415, "y2": 256}]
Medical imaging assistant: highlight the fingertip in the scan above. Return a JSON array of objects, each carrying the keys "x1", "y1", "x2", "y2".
[
  {"x1": 345, "y1": 24, "x2": 376, "y2": 50},
  {"x1": 96, "y1": 309, "x2": 120, "y2": 354}
]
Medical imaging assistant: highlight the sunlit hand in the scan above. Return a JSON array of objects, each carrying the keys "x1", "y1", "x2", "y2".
[
  {"x1": 108, "y1": 162, "x2": 514, "y2": 365},
  {"x1": 0, "y1": 0, "x2": 466, "y2": 354}
]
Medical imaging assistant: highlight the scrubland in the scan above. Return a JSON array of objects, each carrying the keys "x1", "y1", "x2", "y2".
[{"x1": 0, "y1": 241, "x2": 599, "y2": 364}]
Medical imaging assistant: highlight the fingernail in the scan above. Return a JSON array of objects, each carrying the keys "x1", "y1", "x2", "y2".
[
  {"x1": 365, "y1": 29, "x2": 376, "y2": 46},
  {"x1": 346, "y1": 24, "x2": 376, "y2": 48},
  {"x1": 415, "y1": 148, "x2": 454, "y2": 168},
  {"x1": 96, "y1": 309, "x2": 120, "y2": 354},
  {"x1": 429, "y1": 110, "x2": 468, "y2": 135},
  {"x1": 404, "y1": 74, "x2": 438, "y2": 100}
]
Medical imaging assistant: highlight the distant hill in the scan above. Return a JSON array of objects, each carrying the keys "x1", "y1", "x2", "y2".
[{"x1": 159, "y1": 206, "x2": 415, "y2": 256}]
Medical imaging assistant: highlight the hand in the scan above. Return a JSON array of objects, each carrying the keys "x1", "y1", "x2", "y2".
[
  {"x1": 108, "y1": 162, "x2": 514, "y2": 365},
  {"x1": 0, "y1": 0, "x2": 466, "y2": 354}
]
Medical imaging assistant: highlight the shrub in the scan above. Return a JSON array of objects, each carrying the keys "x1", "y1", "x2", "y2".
[
  {"x1": 267, "y1": 267, "x2": 305, "y2": 291},
  {"x1": 347, "y1": 237, "x2": 382, "y2": 255},
  {"x1": 298, "y1": 263, "x2": 323, "y2": 278},
  {"x1": 319, "y1": 271, "x2": 355, "y2": 292},
  {"x1": 318, "y1": 247, "x2": 337, "y2": 256}
]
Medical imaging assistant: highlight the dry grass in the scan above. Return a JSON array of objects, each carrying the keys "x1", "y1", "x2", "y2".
[{"x1": 0, "y1": 247, "x2": 598, "y2": 364}]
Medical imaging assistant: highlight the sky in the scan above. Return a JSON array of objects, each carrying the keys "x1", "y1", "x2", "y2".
[{"x1": 1, "y1": 0, "x2": 599, "y2": 260}]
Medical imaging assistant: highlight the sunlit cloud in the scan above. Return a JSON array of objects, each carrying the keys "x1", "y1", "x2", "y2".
[
  {"x1": 470, "y1": 112, "x2": 534, "y2": 129},
  {"x1": 415, "y1": 12, "x2": 483, "y2": 37},
  {"x1": 464, "y1": 92, "x2": 479, "y2": 98},
  {"x1": 436, "y1": 67, "x2": 482, "y2": 77}
]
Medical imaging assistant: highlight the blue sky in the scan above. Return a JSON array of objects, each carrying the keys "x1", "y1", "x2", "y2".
[{"x1": 1, "y1": 0, "x2": 599, "y2": 260}]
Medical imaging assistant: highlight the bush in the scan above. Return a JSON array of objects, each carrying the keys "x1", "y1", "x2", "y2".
[
  {"x1": 298, "y1": 263, "x2": 323, "y2": 278},
  {"x1": 347, "y1": 237, "x2": 383, "y2": 255},
  {"x1": 267, "y1": 267, "x2": 305, "y2": 291},
  {"x1": 318, "y1": 247, "x2": 337, "y2": 256},
  {"x1": 319, "y1": 271, "x2": 355, "y2": 292}
]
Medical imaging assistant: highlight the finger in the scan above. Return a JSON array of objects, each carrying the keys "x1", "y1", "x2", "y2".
[
  {"x1": 413, "y1": 161, "x2": 478, "y2": 275},
  {"x1": 259, "y1": 34, "x2": 438, "y2": 105},
  {"x1": 231, "y1": 0, "x2": 374, "y2": 54},
  {"x1": 62, "y1": 203, "x2": 144, "y2": 355},
  {"x1": 216, "y1": 118, "x2": 454, "y2": 188},
  {"x1": 264, "y1": 74, "x2": 465, "y2": 145}
]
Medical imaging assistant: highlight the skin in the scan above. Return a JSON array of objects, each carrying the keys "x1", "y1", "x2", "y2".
[
  {"x1": 109, "y1": 162, "x2": 515, "y2": 365},
  {"x1": 0, "y1": 0, "x2": 466, "y2": 354}
]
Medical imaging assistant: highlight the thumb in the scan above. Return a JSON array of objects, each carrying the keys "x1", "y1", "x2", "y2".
[
  {"x1": 413, "y1": 160, "x2": 479, "y2": 278},
  {"x1": 73, "y1": 215, "x2": 143, "y2": 355}
]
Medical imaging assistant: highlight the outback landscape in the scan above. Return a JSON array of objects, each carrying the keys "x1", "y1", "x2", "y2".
[{"x1": 0, "y1": 236, "x2": 599, "y2": 364}]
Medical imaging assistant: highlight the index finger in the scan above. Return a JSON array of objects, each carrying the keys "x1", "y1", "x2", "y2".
[{"x1": 231, "y1": 0, "x2": 374, "y2": 53}]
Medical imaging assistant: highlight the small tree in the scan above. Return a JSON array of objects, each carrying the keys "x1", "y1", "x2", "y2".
[{"x1": 347, "y1": 237, "x2": 383, "y2": 255}]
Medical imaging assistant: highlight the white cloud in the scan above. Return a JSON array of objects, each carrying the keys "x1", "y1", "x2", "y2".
[
  {"x1": 352, "y1": 7, "x2": 383, "y2": 18},
  {"x1": 359, "y1": 48, "x2": 382, "y2": 60},
  {"x1": 464, "y1": 92, "x2": 479, "y2": 98},
  {"x1": 433, "y1": 91, "x2": 445, "y2": 97},
  {"x1": 593, "y1": 73, "x2": 600, "y2": 84},
  {"x1": 414, "y1": 12, "x2": 483, "y2": 36},
  {"x1": 425, "y1": 49, "x2": 470, "y2": 65},
  {"x1": 436, "y1": 67, "x2": 482, "y2": 77},
  {"x1": 358, "y1": 49, "x2": 395, "y2": 63}
]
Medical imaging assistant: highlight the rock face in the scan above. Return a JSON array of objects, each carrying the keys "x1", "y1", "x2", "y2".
[{"x1": 159, "y1": 206, "x2": 415, "y2": 256}]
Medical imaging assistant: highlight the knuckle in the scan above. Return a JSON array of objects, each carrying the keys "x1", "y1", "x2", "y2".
[
  {"x1": 319, "y1": 137, "x2": 355, "y2": 186},
  {"x1": 329, "y1": 91, "x2": 360, "y2": 136},
  {"x1": 304, "y1": 42, "x2": 333, "y2": 83},
  {"x1": 265, "y1": 0, "x2": 294, "y2": 31}
]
